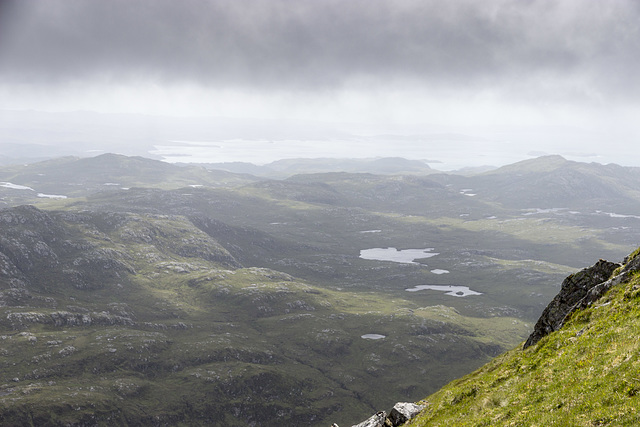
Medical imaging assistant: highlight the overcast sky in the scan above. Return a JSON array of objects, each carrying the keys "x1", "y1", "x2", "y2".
[{"x1": 1, "y1": 0, "x2": 639, "y2": 166}]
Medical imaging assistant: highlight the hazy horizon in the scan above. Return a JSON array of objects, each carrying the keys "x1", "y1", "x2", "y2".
[{"x1": 1, "y1": 1, "x2": 639, "y2": 168}]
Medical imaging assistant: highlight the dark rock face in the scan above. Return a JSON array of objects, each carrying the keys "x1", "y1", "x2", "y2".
[
  {"x1": 570, "y1": 251, "x2": 640, "y2": 313},
  {"x1": 523, "y1": 259, "x2": 620, "y2": 349}
]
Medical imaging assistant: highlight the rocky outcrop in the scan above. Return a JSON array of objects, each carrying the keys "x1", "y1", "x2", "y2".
[
  {"x1": 351, "y1": 411, "x2": 387, "y2": 427},
  {"x1": 336, "y1": 402, "x2": 426, "y2": 427},
  {"x1": 523, "y1": 258, "x2": 621, "y2": 349},
  {"x1": 387, "y1": 402, "x2": 425, "y2": 425},
  {"x1": 569, "y1": 252, "x2": 640, "y2": 314},
  {"x1": 6, "y1": 310, "x2": 136, "y2": 329}
]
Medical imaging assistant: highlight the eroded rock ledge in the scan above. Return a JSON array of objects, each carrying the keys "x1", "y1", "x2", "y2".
[
  {"x1": 523, "y1": 258, "x2": 620, "y2": 349},
  {"x1": 524, "y1": 252, "x2": 640, "y2": 349}
]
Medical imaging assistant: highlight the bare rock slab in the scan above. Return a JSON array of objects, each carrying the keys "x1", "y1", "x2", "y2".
[{"x1": 388, "y1": 402, "x2": 426, "y2": 426}]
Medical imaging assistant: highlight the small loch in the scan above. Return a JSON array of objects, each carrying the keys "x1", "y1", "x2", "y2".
[
  {"x1": 405, "y1": 285, "x2": 482, "y2": 297},
  {"x1": 361, "y1": 334, "x2": 386, "y2": 340},
  {"x1": 359, "y1": 247, "x2": 439, "y2": 264}
]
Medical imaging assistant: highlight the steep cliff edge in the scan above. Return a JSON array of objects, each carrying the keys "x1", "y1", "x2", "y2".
[{"x1": 406, "y1": 248, "x2": 640, "y2": 426}]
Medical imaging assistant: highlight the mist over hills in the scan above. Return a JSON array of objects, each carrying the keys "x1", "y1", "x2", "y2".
[
  {"x1": 1, "y1": 109, "x2": 632, "y2": 170},
  {"x1": 0, "y1": 153, "x2": 639, "y2": 425}
]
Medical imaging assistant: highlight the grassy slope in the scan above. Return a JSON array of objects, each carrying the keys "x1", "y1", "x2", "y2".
[{"x1": 408, "y1": 256, "x2": 640, "y2": 427}]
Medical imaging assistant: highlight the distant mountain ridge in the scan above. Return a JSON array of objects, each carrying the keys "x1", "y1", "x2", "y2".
[
  {"x1": 201, "y1": 156, "x2": 434, "y2": 177},
  {"x1": 4, "y1": 153, "x2": 640, "y2": 210},
  {"x1": 0, "y1": 153, "x2": 260, "y2": 207},
  {"x1": 429, "y1": 155, "x2": 640, "y2": 211}
]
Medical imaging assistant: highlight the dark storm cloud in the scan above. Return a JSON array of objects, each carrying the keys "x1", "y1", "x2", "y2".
[{"x1": 1, "y1": 0, "x2": 639, "y2": 98}]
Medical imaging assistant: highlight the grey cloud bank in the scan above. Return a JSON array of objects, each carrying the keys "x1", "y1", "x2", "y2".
[{"x1": 2, "y1": 0, "x2": 639, "y2": 99}]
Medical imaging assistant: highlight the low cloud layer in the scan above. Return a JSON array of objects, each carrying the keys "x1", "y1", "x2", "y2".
[{"x1": 1, "y1": 0, "x2": 639, "y2": 105}]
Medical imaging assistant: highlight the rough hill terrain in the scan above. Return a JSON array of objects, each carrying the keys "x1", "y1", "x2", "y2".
[
  {"x1": 0, "y1": 205, "x2": 526, "y2": 426},
  {"x1": 404, "y1": 247, "x2": 640, "y2": 426},
  {"x1": 1, "y1": 154, "x2": 640, "y2": 425}
]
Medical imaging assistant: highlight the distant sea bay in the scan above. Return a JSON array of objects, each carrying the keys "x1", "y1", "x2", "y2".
[{"x1": 150, "y1": 138, "x2": 531, "y2": 171}]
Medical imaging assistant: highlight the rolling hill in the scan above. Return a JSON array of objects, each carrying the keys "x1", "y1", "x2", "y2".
[{"x1": 429, "y1": 155, "x2": 640, "y2": 211}]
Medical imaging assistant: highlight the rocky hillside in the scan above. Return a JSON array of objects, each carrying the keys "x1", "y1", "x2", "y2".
[{"x1": 404, "y1": 247, "x2": 640, "y2": 426}]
